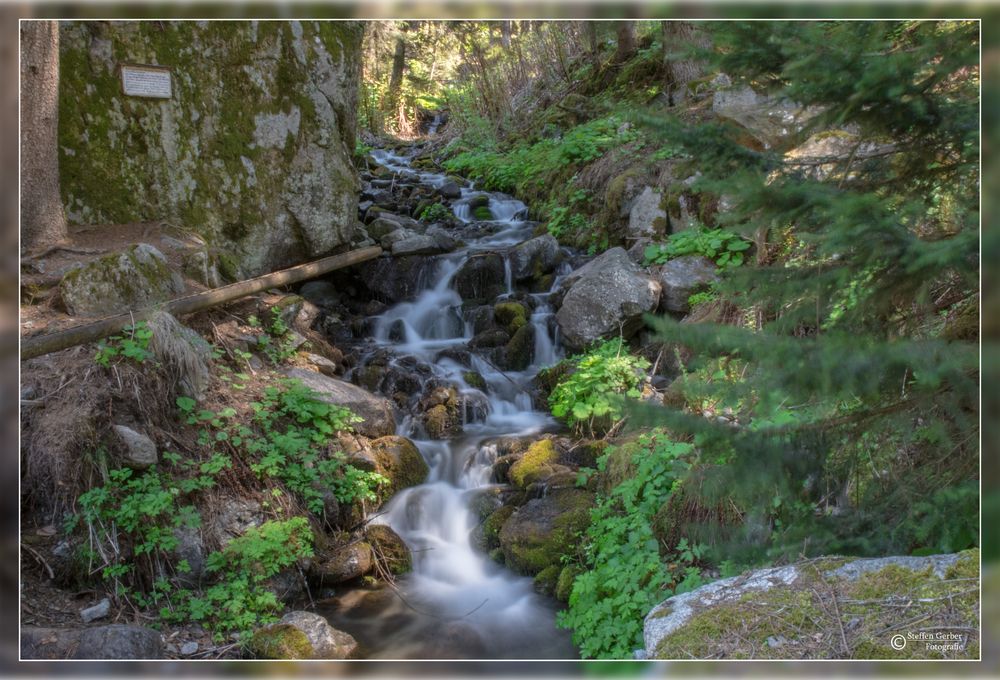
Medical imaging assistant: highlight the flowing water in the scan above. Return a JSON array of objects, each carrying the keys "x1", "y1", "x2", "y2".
[{"x1": 317, "y1": 148, "x2": 577, "y2": 659}]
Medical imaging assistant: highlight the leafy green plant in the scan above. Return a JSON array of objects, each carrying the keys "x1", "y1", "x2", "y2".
[
  {"x1": 94, "y1": 322, "x2": 154, "y2": 367},
  {"x1": 163, "y1": 517, "x2": 314, "y2": 639},
  {"x1": 549, "y1": 339, "x2": 650, "y2": 437},
  {"x1": 558, "y1": 431, "x2": 698, "y2": 659},
  {"x1": 643, "y1": 227, "x2": 751, "y2": 269},
  {"x1": 178, "y1": 380, "x2": 387, "y2": 514},
  {"x1": 418, "y1": 202, "x2": 452, "y2": 223}
]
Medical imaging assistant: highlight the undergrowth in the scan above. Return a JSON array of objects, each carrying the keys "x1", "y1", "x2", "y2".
[{"x1": 558, "y1": 430, "x2": 703, "y2": 659}]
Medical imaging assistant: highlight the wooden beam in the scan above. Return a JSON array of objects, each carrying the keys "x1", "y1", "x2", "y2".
[{"x1": 21, "y1": 246, "x2": 383, "y2": 361}]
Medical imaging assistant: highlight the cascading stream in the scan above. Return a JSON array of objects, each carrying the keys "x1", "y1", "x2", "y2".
[{"x1": 320, "y1": 148, "x2": 576, "y2": 659}]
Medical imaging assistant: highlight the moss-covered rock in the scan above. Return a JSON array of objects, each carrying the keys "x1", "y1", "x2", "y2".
[
  {"x1": 643, "y1": 550, "x2": 980, "y2": 660},
  {"x1": 369, "y1": 435, "x2": 429, "y2": 497},
  {"x1": 462, "y1": 370, "x2": 487, "y2": 391},
  {"x1": 251, "y1": 611, "x2": 358, "y2": 659},
  {"x1": 60, "y1": 244, "x2": 185, "y2": 317},
  {"x1": 365, "y1": 524, "x2": 412, "y2": 575},
  {"x1": 534, "y1": 564, "x2": 562, "y2": 596},
  {"x1": 508, "y1": 439, "x2": 559, "y2": 488},
  {"x1": 58, "y1": 21, "x2": 363, "y2": 277},
  {"x1": 555, "y1": 565, "x2": 579, "y2": 602},
  {"x1": 502, "y1": 324, "x2": 535, "y2": 372},
  {"x1": 249, "y1": 624, "x2": 314, "y2": 659},
  {"x1": 498, "y1": 487, "x2": 594, "y2": 576},
  {"x1": 493, "y1": 301, "x2": 527, "y2": 333},
  {"x1": 481, "y1": 505, "x2": 515, "y2": 551}
]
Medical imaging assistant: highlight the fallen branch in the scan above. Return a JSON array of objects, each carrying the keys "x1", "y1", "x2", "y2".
[{"x1": 20, "y1": 246, "x2": 383, "y2": 361}]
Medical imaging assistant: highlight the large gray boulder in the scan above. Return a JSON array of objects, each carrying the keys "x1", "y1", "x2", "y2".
[
  {"x1": 58, "y1": 22, "x2": 364, "y2": 277},
  {"x1": 555, "y1": 248, "x2": 661, "y2": 351},
  {"x1": 282, "y1": 368, "x2": 396, "y2": 437},
  {"x1": 59, "y1": 244, "x2": 185, "y2": 317},
  {"x1": 653, "y1": 255, "x2": 720, "y2": 314},
  {"x1": 640, "y1": 550, "x2": 978, "y2": 660},
  {"x1": 509, "y1": 234, "x2": 562, "y2": 282},
  {"x1": 627, "y1": 186, "x2": 668, "y2": 240},
  {"x1": 22, "y1": 624, "x2": 164, "y2": 659},
  {"x1": 712, "y1": 74, "x2": 818, "y2": 150},
  {"x1": 390, "y1": 226, "x2": 458, "y2": 256}
]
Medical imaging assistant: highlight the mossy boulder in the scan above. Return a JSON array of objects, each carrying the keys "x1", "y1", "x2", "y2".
[
  {"x1": 493, "y1": 301, "x2": 528, "y2": 333},
  {"x1": 310, "y1": 541, "x2": 374, "y2": 585},
  {"x1": 502, "y1": 323, "x2": 535, "y2": 372},
  {"x1": 481, "y1": 505, "x2": 515, "y2": 551},
  {"x1": 534, "y1": 564, "x2": 562, "y2": 596},
  {"x1": 60, "y1": 244, "x2": 185, "y2": 317},
  {"x1": 369, "y1": 435, "x2": 429, "y2": 496},
  {"x1": 365, "y1": 524, "x2": 412, "y2": 575},
  {"x1": 498, "y1": 488, "x2": 594, "y2": 576},
  {"x1": 250, "y1": 624, "x2": 314, "y2": 659},
  {"x1": 555, "y1": 565, "x2": 579, "y2": 602},
  {"x1": 508, "y1": 439, "x2": 559, "y2": 488},
  {"x1": 58, "y1": 22, "x2": 363, "y2": 277},
  {"x1": 251, "y1": 611, "x2": 358, "y2": 659},
  {"x1": 642, "y1": 550, "x2": 980, "y2": 660},
  {"x1": 462, "y1": 370, "x2": 487, "y2": 391}
]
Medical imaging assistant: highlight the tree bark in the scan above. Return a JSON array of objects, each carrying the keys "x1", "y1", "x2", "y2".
[
  {"x1": 614, "y1": 21, "x2": 637, "y2": 64},
  {"x1": 501, "y1": 21, "x2": 511, "y2": 49},
  {"x1": 586, "y1": 22, "x2": 600, "y2": 68},
  {"x1": 384, "y1": 34, "x2": 406, "y2": 112},
  {"x1": 661, "y1": 21, "x2": 711, "y2": 106},
  {"x1": 20, "y1": 20, "x2": 67, "y2": 254}
]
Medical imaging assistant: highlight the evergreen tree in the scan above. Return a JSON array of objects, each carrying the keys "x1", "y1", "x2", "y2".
[{"x1": 636, "y1": 20, "x2": 979, "y2": 562}]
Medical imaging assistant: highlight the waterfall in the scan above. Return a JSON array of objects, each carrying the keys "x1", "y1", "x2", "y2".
[{"x1": 321, "y1": 146, "x2": 575, "y2": 660}]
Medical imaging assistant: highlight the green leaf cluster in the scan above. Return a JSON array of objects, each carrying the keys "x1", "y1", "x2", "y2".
[
  {"x1": 643, "y1": 227, "x2": 750, "y2": 269},
  {"x1": 94, "y1": 321, "x2": 154, "y2": 367},
  {"x1": 548, "y1": 339, "x2": 650, "y2": 437}
]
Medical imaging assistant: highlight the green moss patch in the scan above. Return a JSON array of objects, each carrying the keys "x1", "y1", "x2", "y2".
[
  {"x1": 653, "y1": 551, "x2": 980, "y2": 660},
  {"x1": 509, "y1": 439, "x2": 558, "y2": 488}
]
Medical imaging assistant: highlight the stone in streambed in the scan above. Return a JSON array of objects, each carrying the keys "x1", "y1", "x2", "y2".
[
  {"x1": 498, "y1": 488, "x2": 594, "y2": 576},
  {"x1": 509, "y1": 234, "x2": 562, "y2": 282},
  {"x1": 251, "y1": 611, "x2": 358, "y2": 659},
  {"x1": 365, "y1": 524, "x2": 412, "y2": 575},
  {"x1": 453, "y1": 253, "x2": 506, "y2": 301},
  {"x1": 310, "y1": 542, "x2": 374, "y2": 584},
  {"x1": 368, "y1": 435, "x2": 429, "y2": 495}
]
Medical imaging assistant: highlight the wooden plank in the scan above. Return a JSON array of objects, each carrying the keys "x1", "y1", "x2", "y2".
[{"x1": 20, "y1": 246, "x2": 383, "y2": 361}]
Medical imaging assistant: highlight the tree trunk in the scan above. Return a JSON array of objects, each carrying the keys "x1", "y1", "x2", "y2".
[
  {"x1": 662, "y1": 21, "x2": 710, "y2": 106},
  {"x1": 384, "y1": 35, "x2": 406, "y2": 112},
  {"x1": 614, "y1": 21, "x2": 637, "y2": 64},
  {"x1": 501, "y1": 21, "x2": 511, "y2": 49},
  {"x1": 20, "y1": 20, "x2": 67, "y2": 254},
  {"x1": 586, "y1": 22, "x2": 600, "y2": 68}
]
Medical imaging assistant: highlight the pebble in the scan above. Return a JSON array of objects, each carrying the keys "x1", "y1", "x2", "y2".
[
  {"x1": 180, "y1": 641, "x2": 199, "y2": 656},
  {"x1": 80, "y1": 598, "x2": 110, "y2": 623}
]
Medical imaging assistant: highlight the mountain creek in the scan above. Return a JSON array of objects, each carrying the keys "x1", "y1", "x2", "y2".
[{"x1": 315, "y1": 145, "x2": 578, "y2": 659}]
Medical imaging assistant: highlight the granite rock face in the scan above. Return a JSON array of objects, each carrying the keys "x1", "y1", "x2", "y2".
[{"x1": 59, "y1": 21, "x2": 363, "y2": 276}]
